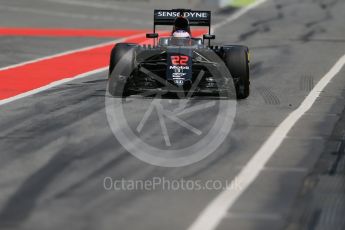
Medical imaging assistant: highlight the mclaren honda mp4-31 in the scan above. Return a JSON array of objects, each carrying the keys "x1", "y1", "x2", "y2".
[{"x1": 108, "y1": 9, "x2": 250, "y2": 99}]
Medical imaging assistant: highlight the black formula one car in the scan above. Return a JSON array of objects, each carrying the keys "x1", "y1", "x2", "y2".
[{"x1": 108, "y1": 9, "x2": 250, "y2": 99}]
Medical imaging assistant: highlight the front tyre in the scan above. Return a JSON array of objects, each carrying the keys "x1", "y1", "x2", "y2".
[{"x1": 108, "y1": 43, "x2": 136, "y2": 97}]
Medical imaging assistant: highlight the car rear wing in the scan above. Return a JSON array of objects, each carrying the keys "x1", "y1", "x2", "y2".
[
  {"x1": 153, "y1": 9, "x2": 211, "y2": 34},
  {"x1": 147, "y1": 9, "x2": 215, "y2": 47}
]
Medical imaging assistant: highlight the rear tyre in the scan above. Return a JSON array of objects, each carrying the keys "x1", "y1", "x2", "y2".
[
  {"x1": 108, "y1": 43, "x2": 136, "y2": 97},
  {"x1": 223, "y1": 46, "x2": 250, "y2": 99}
]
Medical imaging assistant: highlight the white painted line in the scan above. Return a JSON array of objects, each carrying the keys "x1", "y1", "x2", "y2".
[
  {"x1": 187, "y1": 54, "x2": 345, "y2": 230},
  {"x1": 0, "y1": 33, "x2": 145, "y2": 72},
  {"x1": 213, "y1": 0, "x2": 268, "y2": 31},
  {"x1": 0, "y1": 32, "x2": 148, "y2": 106},
  {"x1": 0, "y1": 5, "x2": 150, "y2": 25},
  {"x1": 0, "y1": 67, "x2": 107, "y2": 106},
  {"x1": 0, "y1": 5, "x2": 112, "y2": 21},
  {"x1": 43, "y1": 0, "x2": 151, "y2": 14}
]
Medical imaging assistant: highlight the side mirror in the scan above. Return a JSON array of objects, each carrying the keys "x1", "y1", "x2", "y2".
[
  {"x1": 146, "y1": 33, "x2": 159, "y2": 39},
  {"x1": 203, "y1": 34, "x2": 216, "y2": 40}
]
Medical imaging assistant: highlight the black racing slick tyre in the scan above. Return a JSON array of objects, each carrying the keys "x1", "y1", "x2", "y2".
[
  {"x1": 108, "y1": 43, "x2": 136, "y2": 97},
  {"x1": 223, "y1": 46, "x2": 250, "y2": 99}
]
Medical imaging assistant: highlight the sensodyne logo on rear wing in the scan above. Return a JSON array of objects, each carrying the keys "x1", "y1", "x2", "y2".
[
  {"x1": 154, "y1": 10, "x2": 211, "y2": 26},
  {"x1": 156, "y1": 11, "x2": 209, "y2": 19}
]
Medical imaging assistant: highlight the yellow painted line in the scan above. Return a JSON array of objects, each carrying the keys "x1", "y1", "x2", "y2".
[{"x1": 230, "y1": 0, "x2": 256, "y2": 8}]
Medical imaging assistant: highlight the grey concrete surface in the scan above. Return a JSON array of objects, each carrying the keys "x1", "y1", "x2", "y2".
[
  {"x1": 0, "y1": 0, "x2": 345, "y2": 229},
  {"x1": 286, "y1": 88, "x2": 345, "y2": 230}
]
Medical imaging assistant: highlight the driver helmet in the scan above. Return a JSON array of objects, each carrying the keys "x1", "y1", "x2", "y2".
[{"x1": 173, "y1": 16, "x2": 191, "y2": 36}]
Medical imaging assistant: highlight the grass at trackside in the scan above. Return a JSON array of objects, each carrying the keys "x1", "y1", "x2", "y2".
[{"x1": 229, "y1": 0, "x2": 256, "y2": 7}]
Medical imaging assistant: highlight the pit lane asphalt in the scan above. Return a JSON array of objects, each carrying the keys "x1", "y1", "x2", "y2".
[{"x1": 0, "y1": 0, "x2": 345, "y2": 229}]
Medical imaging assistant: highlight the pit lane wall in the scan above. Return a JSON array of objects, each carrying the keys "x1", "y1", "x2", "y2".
[
  {"x1": 202, "y1": 0, "x2": 256, "y2": 8},
  {"x1": 109, "y1": 0, "x2": 255, "y2": 9}
]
